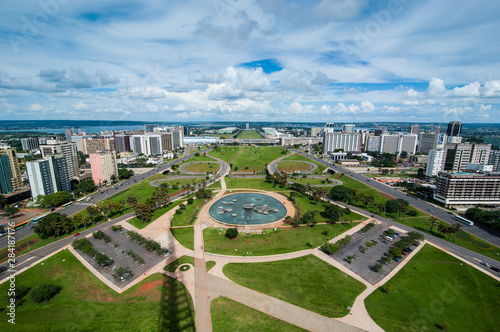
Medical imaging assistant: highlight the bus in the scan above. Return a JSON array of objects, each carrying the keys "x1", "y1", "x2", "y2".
[
  {"x1": 454, "y1": 215, "x2": 474, "y2": 226},
  {"x1": 62, "y1": 202, "x2": 74, "y2": 208},
  {"x1": 13, "y1": 220, "x2": 30, "y2": 230},
  {"x1": 32, "y1": 213, "x2": 49, "y2": 224}
]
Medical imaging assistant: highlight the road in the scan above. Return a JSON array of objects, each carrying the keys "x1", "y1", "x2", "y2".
[
  {"x1": 290, "y1": 149, "x2": 500, "y2": 248},
  {"x1": 0, "y1": 148, "x2": 219, "y2": 250}
]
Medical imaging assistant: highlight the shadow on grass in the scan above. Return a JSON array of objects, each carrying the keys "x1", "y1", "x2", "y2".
[{"x1": 158, "y1": 274, "x2": 195, "y2": 332}]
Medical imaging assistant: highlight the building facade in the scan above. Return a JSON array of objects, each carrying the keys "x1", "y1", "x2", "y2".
[
  {"x1": 0, "y1": 146, "x2": 22, "y2": 190},
  {"x1": 41, "y1": 140, "x2": 80, "y2": 179},
  {"x1": 488, "y1": 150, "x2": 500, "y2": 172},
  {"x1": 425, "y1": 149, "x2": 445, "y2": 179},
  {"x1": 21, "y1": 137, "x2": 40, "y2": 151},
  {"x1": 418, "y1": 133, "x2": 446, "y2": 154},
  {"x1": 89, "y1": 151, "x2": 118, "y2": 186},
  {"x1": 323, "y1": 132, "x2": 361, "y2": 154},
  {"x1": 434, "y1": 172, "x2": 500, "y2": 206},
  {"x1": 342, "y1": 124, "x2": 355, "y2": 133},
  {"x1": 0, "y1": 154, "x2": 13, "y2": 194},
  {"x1": 114, "y1": 134, "x2": 131, "y2": 152},
  {"x1": 446, "y1": 122, "x2": 462, "y2": 137},
  {"x1": 26, "y1": 155, "x2": 71, "y2": 199}
]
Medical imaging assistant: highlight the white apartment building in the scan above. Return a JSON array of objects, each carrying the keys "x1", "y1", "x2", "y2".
[{"x1": 426, "y1": 149, "x2": 445, "y2": 179}]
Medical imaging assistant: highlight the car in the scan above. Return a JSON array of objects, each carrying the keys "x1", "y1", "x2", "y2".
[
  {"x1": 480, "y1": 261, "x2": 490, "y2": 267},
  {"x1": 74, "y1": 232, "x2": 81, "y2": 236},
  {"x1": 402, "y1": 251, "x2": 407, "y2": 255},
  {"x1": 447, "y1": 211, "x2": 453, "y2": 214},
  {"x1": 29, "y1": 226, "x2": 34, "y2": 230},
  {"x1": 406, "y1": 248, "x2": 414, "y2": 252},
  {"x1": 381, "y1": 239, "x2": 388, "y2": 244},
  {"x1": 393, "y1": 257, "x2": 401, "y2": 262},
  {"x1": 428, "y1": 209, "x2": 433, "y2": 212},
  {"x1": 385, "y1": 236, "x2": 393, "y2": 242},
  {"x1": 370, "y1": 215, "x2": 375, "y2": 217},
  {"x1": 490, "y1": 266, "x2": 500, "y2": 273}
]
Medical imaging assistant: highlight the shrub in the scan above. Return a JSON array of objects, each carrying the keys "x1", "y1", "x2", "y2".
[
  {"x1": 321, "y1": 242, "x2": 340, "y2": 254},
  {"x1": 225, "y1": 228, "x2": 238, "y2": 239},
  {"x1": 111, "y1": 225, "x2": 122, "y2": 231},
  {"x1": 175, "y1": 209, "x2": 182, "y2": 214},
  {"x1": 373, "y1": 262, "x2": 383, "y2": 272},
  {"x1": 93, "y1": 230, "x2": 106, "y2": 240},
  {"x1": 187, "y1": 198, "x2": 194, "y2": 204},
  {"x1": 113, "y1": 267, "x2": 132, "y2": 280},
  {"x1": 29, "y1": 284, "x2": 62, "y2": 303},
  {"x1": 95, "y1": 253, "x2": 113, "y2": 267}
]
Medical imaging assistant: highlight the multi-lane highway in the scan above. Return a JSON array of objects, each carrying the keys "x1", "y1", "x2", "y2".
[{"x1": 290, "y1": 149, "x2": 500, "y2": 248}]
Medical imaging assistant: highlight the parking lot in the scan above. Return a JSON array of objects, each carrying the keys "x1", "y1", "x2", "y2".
[
  {"x1": 73, "y1": 225, "x2": 168, "y2": 288},
  {"x1": 332, "y1": 222, "x2": 413, "y2": 285}
]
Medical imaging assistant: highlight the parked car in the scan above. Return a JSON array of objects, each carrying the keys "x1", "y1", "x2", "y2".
[
  {"x1": 74, "y1": 232, "x2": 81, "y2": 237},
  {"x1": 385, "y1": 236, "x2": 393, "y2": 242},
  {"x1": 357, "y1": 231, "x2": 364, "y2": 235},
  {"x1": 29, "y1": 226, "x2": 34, "y2": 230},
  {"x1": 406, "y1": 248, "x2": 414, "y2": 252},
  {"x1": 480, "y1": 261, "x2": 490, "y2": 267},
  {"x1": 381, "y1": 239, "x2": 388, "y2": 244},
  {"x1": 393, "y1": 257, "x2": 401, "y2": 262},
  {"x1": 402, "y1": 251, "x2": 407, "y2": 255}
]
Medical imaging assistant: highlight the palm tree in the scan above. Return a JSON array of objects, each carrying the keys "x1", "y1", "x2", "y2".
[
  {"x1": 377, "y1": 203, "x2": 385, "y2": 215},
  {"x1": 428, "y1": 216, "x2": 439, "y2": 235},
  {"x1": 86, "y1": 205, "x2": 100, "y2": 223},
  {"x1": 398, "y1": 203, "x2": 408, "y2": 221},
  {"x1": 350, "y1": 188, "x2": 359, "y2": 203},
  {"x1": 452, "y1": 223, "x2": 462, "y2": 242}
]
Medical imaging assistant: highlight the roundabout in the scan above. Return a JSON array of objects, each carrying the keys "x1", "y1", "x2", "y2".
[{"x1": 208, "y1": 192, "x2": 288, "y2": 226}]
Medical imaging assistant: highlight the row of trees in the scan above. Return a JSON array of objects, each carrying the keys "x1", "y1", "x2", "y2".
[
  {"x1": 465, "y1": 207, "x2": 500, "y2": 231},
  {"x1": 35, "y1": 191, "x2": 71, "y2": 208},
  {"x1": 427, "y1": 216, "x2": 463, "y2": 242}
]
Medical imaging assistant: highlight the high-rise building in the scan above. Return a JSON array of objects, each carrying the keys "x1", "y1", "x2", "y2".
[
  {"x1": 89, "y1": 151, "x2": 118, "y2": 186},
  {"x1": 183, "y1": 126, "x2": 189, "y2": 137},
  {"x1": 434, "y1": 172, "x2": 500, "y2": 206},
  {"x1": 0, "y1": 154, "x2": 14, "y2": 194},
  {"x1": 40, "y1": 140, "x2": 80, "y2": 179},
  {"x1": 145, "y1": 124, "x2": 159, "y2": 132},
  {"x1": 21, "y1": 137, "x2": 40, "y2": 151},
  {"x1": 426, "y1": 149, "x2": 445, "y2": 179},
  {"x1": 0, "y1": 146, "x2": 22, "y2": 190},
  {"x1": 26, "y1": 154, "x2": 71, "y2": 199},
  {"x1": 68, "y1": 134, "x2": 92, "y2": 153},
  {"x1": 324, "y1": 123, "x2": 335, "y2": 133},
  {"x1": 447, "y1": 136, "x2": 463, "y2": 144},
  {"x1": 418, "y1": 133, "x2": 446, "y2": 154},
  {"x1": 114, "y1": 134, "x2": 130, "y2": 152},
  {"x1": 443, "y1": 143, "x2": 491, "y2": 173},
  {"x1": 245, "y1": 123, "x2": 249, "y2": 130},
  {"x1": 342, "y1": 124, "x2": 355, "y2": 133},
  {"x1": 84, "y1": 138, "x2": 115, "y2": 154},
  {"x1": 379, "y1": 134, "x2": 418, "y2": 156},
  {"x1": 172, "y1": 129, "x2": 183, "y2": 149},
  {"x1": 323, "y1": 132, "x2": 361, "y2": 154},
  {"x1": 365, "y1": 136, "x2": 381, "y2": 152},
  {"x1": 380, "y1": 134, "x2": 399, "y2": 154},
  {"x1": 488, "y1": 150, "x2": 500, "y2": 172},
  {"x1": 161, "y1": 132, "x2": 174, "y2": 152},
  {"x1": 131, "y1": 134, "x2": 163, "y2": 156},
  {"x1": 447, "y1": 122, "x2": 462, "y2": 137},
  {"x1": 409, "y1": 124, "x2": 421, "y2": 134},
  {"x1": 310, "y1": 127, "x2": 321, "y2": 137}
]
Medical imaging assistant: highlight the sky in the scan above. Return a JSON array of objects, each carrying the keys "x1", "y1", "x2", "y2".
[{"x1": 0, "y1": 0, "x2": 499, "y2": 123}]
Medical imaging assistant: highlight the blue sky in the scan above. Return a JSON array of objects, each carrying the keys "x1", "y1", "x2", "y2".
[{"x1": 0, "y1": 0, "x2": 499, "y2": 123}]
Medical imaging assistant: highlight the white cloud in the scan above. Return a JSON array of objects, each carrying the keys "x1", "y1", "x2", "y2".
[
  {"x1": 483, "y1": 80, "x2": 500, "y2": 97},
  {"x1": 30, "y1": 104, "x2": 48, "y2": 111},
  {"x1": 452, "y1": 81, "x2": 480, "y2": 97},
  {"x1": 428, "y1": 77, "x2": 447, "y2": 96}
]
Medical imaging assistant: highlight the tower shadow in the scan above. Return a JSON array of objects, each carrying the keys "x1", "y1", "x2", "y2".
[{"x1": 157, "y1": 274, "x2": 196, "y2": 332}]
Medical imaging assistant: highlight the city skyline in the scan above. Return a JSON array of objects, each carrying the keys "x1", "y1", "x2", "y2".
[{"x1": 1, "y1": 0, "x2": 499, "y2": 123}]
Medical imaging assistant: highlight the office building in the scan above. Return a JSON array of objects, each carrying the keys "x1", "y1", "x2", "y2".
[
  {"x1": 114, "y1": 134, "x2": 131, "y2": 153},
  {"x1": 89, "y1": 151, "x2": 118, "y2": 186},
  {"x1": 409, "y1": 124, "x2": 420, "y2": 134},
  {"x1": 447, "y1": 122, "x2": 462, "y2": 137},
  {"x1": 68, "y1": 134, "x2": 92, "y2": 153},
  {"x1": 434, "y1": 172, "x2": 500, "y2": 206},
  {"x1": 365, "y1": 136, "x2": 381, "y2": 152},
  {"x1": 443, "y1": 143, "x2": 491, "y2": 173},
  {"x1": 172, "y1": 129, "x2": 183, "y2": 149},
  {"x1": 379, "y1": 134, "x2": 418, "y2": 156},
  {"x1": 342, "y1": 124, "x2": 355, "y2": 133},
  {"x1": 145, "y1": 124, "x2": 159, "y2": 132},
  {"x1": 0, "y1": 146, "x2": 22, "y2": 190},
  {"x1": 183, "y1": 126, "x2": 189, "y2": 137},
  {"x1": 161, "y1": 132, "x2": 173, "y2": 152},
  {"x1": 245, "y1": 123, "x2": 249, "y2": 130},
  {"x1": 41, "y1": 140, "x2": 80, "y2": 179},
  {"x1": 324, "y1": 123, "x2": 335, "y2": 133},
  {"x1": 380, "y1": 134, "x2": 399, "y2": 154},
  {"x1": 418, "y1": 133, "x2": 446, "y2": 154},
  {"x1": 0, "y1": 154, "x2": 14, "y2": 194},
  {"x1": 84, "y1": 138, "x2": 115, "y2": 154},
  {"x1": 183, "y1": 136, "x2": 219, "y2": 145},
  {"x1": 131, "y1": 134, "x2": 163, "y2": 156},
  {"x1": 21, "y1": 137, "x2": 40, "y2": 151},
  {"x1": 447, "y1": 136, "x2": 463, "y2": 144},
  {"x1": 310, "y1": 127, "x2": 321, "y2": 137},
  {"x1": 26, "y1": 154, "x2": 71, "y2": 199},
  {"x1": 426, "y1": 149, "x2": 445, "y2": 179},
  {"x1": 323, "y1": 132, "x2": 361, "y2": 154},
  {"x1": 488, "y1": 150, "x2": 500, "y2": 172}
]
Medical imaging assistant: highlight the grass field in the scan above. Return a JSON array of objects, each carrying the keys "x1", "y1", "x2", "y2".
[
  {"x1": 223, "y1": 255, "x2": 366, "y2": 317},
  {"x1": 0, "y1": 250, "x2": 195, "y2": 331},
  {"x1": 277, "y1": 161, "x2": 313, "y2": 173},
  {"x1": 206, "y1": 261, "x2": 216, "y2": 272},
  {"x1": 183, "y1": 162, "x2": 220, "y2": 173},
  {"x1": 231, "y1": 146, "x2": 287, "y2": 172},
  {"x1": 365, "y1": 244, "x2": 500, "y2": 332},
  {"x1": 225, "y1": 177, "x2": 289, "y2": 191},
  {"x1": 171, "y1": 227, "x2": 194, "y2": 250},
  {"x1": 203, "y1": 223, "x2": 358, "y2": 256},
  {"x1": 171, "y1": 197, "x2": 210, "y2": 227},
  {"x1": 236, "y1": 130, "x2": 264, "y2": 139},
  {"x1": 289, "y1": 176, "x2": 337, "y2": 186},
  {"x1": 211, "y1": 297, "x2": 306, "y2": 332},
  {"x1": 208, "y1": 147, "x2": 241, "y2": 163},
  {"x1": 281, "y1": 153, "x2": 327, "y2": 173},
  {"x1": 164, "y1": 255, "x2": 194, "y2": 272},
  {"x1": 181, "y1": 154, "x2": 218, "y2": 163}
]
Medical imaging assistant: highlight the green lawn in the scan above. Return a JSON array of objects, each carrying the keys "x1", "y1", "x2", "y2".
[
  {"x1": 223, "y1": 255, "x2": 366, "y2": 317},
  {"x1": 294, "y1": 192, "x2": 365, "y2": 223},
  {"x1": 231, "y1": 147, "x2": 287, "y2": 173},
  {"x1": 0, "y1": 250, "x2": 195, "y2": 331},
  {"x1": 281, "y1": 153, "x2": 327, "y2": 173},
  {"x1": 126, "y1": 200, "x2": 183, "y2": 229},
  {"x1": 203, "y1": 223, "x2": 357, "y2": 256},
  {"x1": 365, "y1": 244, "x2": 500, "y2": 332},
  {"x1": 211, "y1": 297, "x2": 307, "y2": 332},
  {"x1": 208, "y1": 147, "x2": 241, "y2": 163},
  {"x1": 400, "y1": 216, "x2": 500, "y2": 261},
  {"x1": 171, "y1": 198, "x2": 210, "y2": 227},
  {"x1": 206, "y1": 261, "x2": 216, "y2": 272},
  {"x1": 289, "y1": 176, "x2": 337, "y2": 186},
  {"x1": 164, "y1": 255, "x2": 194, "y2": 272},
  {"x1": 181, "y1": 154, "x2": 218, "y2": 163},
  {"x1": 225, "y1": 177, "x2": 289, "y2": 191},
  {"x1": 235, "y1": 130, "x2": 264, "y2": 139},
  {"x1": 277, "y1": 161, "x2": 313, "y2": 173},
  {"x1": 171, "y1": 227, "x2": 194, "y2": 250},
  {"x1": 183, "y1": 162, "x2": 221, "y2": 173}
]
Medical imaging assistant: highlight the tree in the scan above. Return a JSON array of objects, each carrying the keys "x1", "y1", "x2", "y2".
[
  {"x1": 135, "y1": 203, "x2": 153, "y2": 223},
  {"x1": 397, "y1": 203, "x2": 408, "y2": 221},
  {"x1": 29, "y1": 284, "x2": 62, "y2": 303},
  {"x1": 118, "y1": 168, "x2": 134, "y2": 179},
  {"x1": 86, "y1": 205, "x2": 100, "y2": 223},
  {"x1": 3, "y1": 204, "x2": 20, "y2": 217},
  {"x1": 0, "y1": 194, "x2": 6, "y2": 208},
  {"x1": 95, "y1": 253, "x2": 113, "y2": 267},
  {"x1": 329, "y1": 185, "x2": 351, "y2": 201},
  {"x1": 126, "y1": 195, "x2": 139, "y2": 210},
  {"x1": 73, "y1": 179, "x2": 97, "y2": 196},
  {"x1": 195, "y1": 188, "x2": 212, "y2": 199},
  {"x1": 110, "y1": 174, "x2": 117, "y2": 184},
  {"x1": 113, "y1": 267, "x2": 132, "y2": 280},
  {"x1": 389, "y1": 247, "x2": 402, "y2": 258},
  {"x1": 225, "y1": 228, "x2": 238, "y2": 239},
  {"x1": 428, "y1": 216, "x2": 439, "y2": 234},
  {"x1": 324, "y1": 204, "x2": 342, "y2": 223}
]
